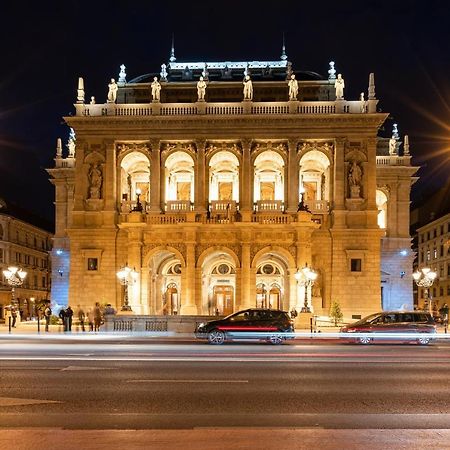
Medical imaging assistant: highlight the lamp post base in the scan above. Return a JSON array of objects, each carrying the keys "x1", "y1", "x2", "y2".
[
  {"x1": 301, "y1": 306, "x2": 311, "y2": 313},
  {"x1": 121, "y1": 305, "x2": 132, "y2": 312}
]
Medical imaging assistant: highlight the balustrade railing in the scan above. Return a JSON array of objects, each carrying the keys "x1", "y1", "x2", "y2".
[
  {"x1": 210, "y1": 200, "x2": 237, "y2": 214},
  {"x1": 305, "y1": 200, "x2": 330, "y2": 213},
  {"x1": 166, "y1": 200, "x2": 193, "y2": 213},
  {"x1": 376, "y1": 156, "x2": 411, "y2": 166},
  {"x1": 252, "y1": 214, "x2": 291, "y2": 224},
  {"x1": 255, "y1": 200, "x2": 284, "y2": 213},
  {"x1": 77, "y1": 99, "x2": 376, "y2": 117}
]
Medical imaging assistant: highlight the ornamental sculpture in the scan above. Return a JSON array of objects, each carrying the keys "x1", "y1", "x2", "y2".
[
  {"x1": 348, "y1": 160, "x2": 362, "y2": 198},
  {"x1": 151, "y1": 77, "x2": 161, "y2": 102},
  {"x1": 334, "y1": 73, "x2": 345, "y2": 100},
  {"x1": 288, "y1": 74, "x2": 299, "y2": 101},
  {"x1": 88, "y1": 164, "x2": 103, "y2": 199},
  {"x1": 243, "y1": 75, "x2": 253, "y2": 100},
  {"x1": 107, "y1": 78, "x2": 118, "y2": 103},
  {"x1": 197, "y1": 76, "x2": 207, "y2": 101}
]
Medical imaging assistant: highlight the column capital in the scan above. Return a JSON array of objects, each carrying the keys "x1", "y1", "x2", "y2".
[
  {"x1": 335, "y1": 137, "x2": 347, "y2": 146},
  {"x1": 195, "y1": 138, "x2": 207, "y2": 149},
  {"x1": 240, "y1": 138, "x2": 253, "y2": 149},
  {"x1": 150, "y1": 139, "x2": 161, "y2": 151}
]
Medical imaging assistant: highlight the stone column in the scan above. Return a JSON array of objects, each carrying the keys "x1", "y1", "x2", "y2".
[
  {"x1": 287, "y1": 139, "x2": 299, "y2": 212},
  {"x1": 332, "y1": 137, "x2": 346, "y2": 228},
  {"x1": 127, "y1": 229, "x2": 143, "y2": 314},
  {"x1": 195, "y1": 140, "x2": 206, "y2": 212},
  {"x1": 150, "y1": 140, "x2": 161, "y2": 212},
  {"x1": 366, "y1": 137, "x2": 378, "y2": 226},
  {"x1": 238, "y1": 242, "x2": 252, "y2": 310},
  {"x1": 239, "y1": 139, "x2": 252, "y2": 220},
  {"x1": 159, "y1": 152, "x2": 166, "y2": 211},
  {"x1": 180, "y1": 233, "x2": 198, "y2": 314},
  {"x1": 104, "y1": 140, "x2": 116, "y2": 213}
]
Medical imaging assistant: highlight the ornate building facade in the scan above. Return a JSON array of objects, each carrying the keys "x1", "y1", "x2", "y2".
[{"x1": 48, "y1": 55, "x2": 417, "y2": 319}]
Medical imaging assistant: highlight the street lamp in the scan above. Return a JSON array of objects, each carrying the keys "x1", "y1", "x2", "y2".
[
  {"x1": 116, "y1": 265, "x2": 138, "y2": 311},
  {"x1": 297, "y1": 185, "x2": 310, "y2": 212},
  {"x1": 294, "y1": 264, "x2": 318, "y2": 313},
  {"x1": 412, "y1": 267, "x2": 437, "y2": 313},
  {"x1": 2, "y1": 266, "x2": 27, "y2": 306},
  {"x1": 133, "y1": 188, "x2": 143, "y2": 212}
]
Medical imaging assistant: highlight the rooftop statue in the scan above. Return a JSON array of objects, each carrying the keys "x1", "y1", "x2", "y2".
[
  {"x1": 288, "y1": 74, "x2": 299, "y2": 101},
  {"x1": 67, "y1": 128, "x2": 76, "y2": 158},
  {"x1": 160, "y1": 64, "x2": 168, "y2": 82},
  {"x1": 360, "y1": 92, "x2": 366, "y2": 113},
  {"x1": 243, "y1": 75, "x2": 253, "y2": 100},
  {"x1": 118, "y1": 64, "x2": 127, "y2": 85},
  {"x1": 197, "y1": 76, "x2": 207, "y2": 101},
  {"x1": 328, "y1": 61, "x2": 336, "y2": 80},
  {"x1": 90, "y1": 96, "x2": 96, "y2": 104},
  {"x1": 334, "y1": 73, "x2": 345, "y2": 100},
  {"x1": 151, "y1": 77, "x2": 161, "y2": 102},
  {"x1": 107, "y1": 78, "x2": 118, "y2": 103}
]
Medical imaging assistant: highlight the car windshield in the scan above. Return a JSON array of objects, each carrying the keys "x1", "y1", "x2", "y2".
[{"x1": 351, "y1": 313, "x2": 380, "y2": 326}]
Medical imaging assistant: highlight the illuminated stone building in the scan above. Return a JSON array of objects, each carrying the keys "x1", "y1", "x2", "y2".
[
  {"x1": 0, "y1": 198, "x2": 52, "y2": 319},
  {"x1": 48, "y1": 52, "x2": 417, "y2": 318}
]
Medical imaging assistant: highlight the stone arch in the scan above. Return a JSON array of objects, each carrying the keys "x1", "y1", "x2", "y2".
[
  {"x1": 299, "y1": 149, "x2": 332, "y2": 205},
  {"x1": 376, "y1": 188, "x2": 389, "y2": 229},
  {"x1": 142, "y1": 245, "x2": 186, "y2": 268},
  {"x1": 197, "y1": 245, "x2": 240, "y2": 269},
  {"x1": 251, "y1": 144, "x2": 287, "y2": 166},
  {"x1": 164, "y1": 151, "x2": 195, "y2": 206},
  {"x1": 251, "y1": 245, "x2": 296, "y2": 269},
  {"x1": 208, "y1": 151, "x2": 240, "y2": 204}
]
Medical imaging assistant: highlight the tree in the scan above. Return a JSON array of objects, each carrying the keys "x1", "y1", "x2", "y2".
[{"x1": 329, "y1": 300, "x2": 343, "y2": 326}]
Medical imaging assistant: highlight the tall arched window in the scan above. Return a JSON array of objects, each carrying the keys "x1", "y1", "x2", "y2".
[
  {"x1": 120, "y1": 152, "x2": 151, "y2": 210},
  {"x1": 165, "y1": 151, "x2": 195, "y2": 212},
  {"x1": 376, "y1": 190, "x2": 388, "y2": 229},
  {"x1": 254, "y1": 150, "x2": 284, "y2": 212}
]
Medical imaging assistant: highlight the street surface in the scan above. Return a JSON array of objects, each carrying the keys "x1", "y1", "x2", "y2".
[{"x1": 1, "y1": 334, "x2": 450, "y2": 449}]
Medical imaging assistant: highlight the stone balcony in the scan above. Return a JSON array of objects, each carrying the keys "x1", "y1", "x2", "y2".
[{"x1": 75, "y1": 98, "x2": 377, "y2": 117}]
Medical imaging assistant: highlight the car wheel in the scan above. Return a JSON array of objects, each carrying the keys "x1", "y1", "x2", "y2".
[
  {"x1": 268, "y1": 334, "x2": 284, "y2": 345},
  {"x1": 417, "y1": 335, "x2": 431, "y2": 346},
  {"x1": 358, "y1": 335, "x2": 371, "y2": 345},
  {"x1": 208, "y1": 329, "x2": 225, "y2": 345}
]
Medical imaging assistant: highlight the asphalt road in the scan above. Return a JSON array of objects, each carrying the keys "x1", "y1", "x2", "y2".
[{"x1": 1, "y1": 336, "x2": 450, "y2": 432}]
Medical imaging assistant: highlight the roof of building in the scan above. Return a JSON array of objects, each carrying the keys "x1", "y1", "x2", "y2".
[{"x1": 0, "y1": 197, "x2": 53, "y2": 234}]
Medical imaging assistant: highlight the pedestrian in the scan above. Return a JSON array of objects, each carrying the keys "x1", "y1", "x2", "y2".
[
  {"x1": 104, "y1": 304, "x2": 116, "y2": 316},
  {"x1": 442, "y1": 303, "x2": 449, "y2": 334},
  {"x1": 290, "y1": 308, "x2": 298, "y2": 319},
  {"x1": 87, "y1": 308, "x2": 94, "y2": 332},
  {"x1": 44, "y1": 302, "x2": 52, "y2": 332},
  {"x1": 65, "y1": 306, "x2": 73, "y2": 332},
  {"x1": 77, "y1": 305, "x2": 86, "y2": 332},
  {"x1": 11, "y1": 306, "x2": 18, "y2": 328},
  {"x1": 94, "y1": 302, "x2": 102, "y2": 332},
  {"x1": 59, "y1": 307, "x2": 67, "y2": 332}
]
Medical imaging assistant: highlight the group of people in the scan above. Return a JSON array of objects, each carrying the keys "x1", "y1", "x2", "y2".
[{"x1": 42, "y1": 302, "x2": 116, "y2": 332}]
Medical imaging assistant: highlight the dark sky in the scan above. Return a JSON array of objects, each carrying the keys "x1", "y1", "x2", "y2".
[{"x1": 1, "y1": 0, "x2": 449, "y2": 225}]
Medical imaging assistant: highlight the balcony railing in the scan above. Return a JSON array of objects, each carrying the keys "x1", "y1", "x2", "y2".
[
  {"x1": 210, "y1": 200, "x2": 237, "y2": 215},
  {"x1": 165, "y1": 200, "x2": 193, "y2": 213},
  {"x1": 76, "y1": 99, "x2": 377, "y2": 117},
  {"x1": 255, "y1": 200, "x2": 284, "y2": 213},
  {"x1": 305, "y1": 200, "x2": 329, "y2": 214}
]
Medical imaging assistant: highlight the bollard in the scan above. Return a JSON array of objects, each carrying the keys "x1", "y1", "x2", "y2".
[
  {"x1": 8, "y1": 316, "x2": 12, "y2": 334},
  {"x1": 310, "y1": 317, "x2": 313, "y2": 334},
  {"x1": 37, "y1": 314, "x2": 40, "y2": 334}
]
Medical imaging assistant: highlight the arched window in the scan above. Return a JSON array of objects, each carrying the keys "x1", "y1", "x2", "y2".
[
  {"x1": 254, "y1": 150, "x2": 284, "y2": 212},
  {"x1": 209, "y1": 151, "x2": 239, "y2": 202},
  {"x1": 120, "y1": 152, "x2": 151, "y2": 208},
  {"x1": 165, "y1": 152, "x2": 195, "y2": 211},
  {"x1": 376, "y1": 190, "x2": 388, "y2": 229}
]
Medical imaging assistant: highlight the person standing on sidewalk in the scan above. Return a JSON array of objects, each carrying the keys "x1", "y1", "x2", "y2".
[
  {"x1": 77, "y1": 305, "x2": 86, "y2": 332},
  {"x1": 86, "y1": 308, "x2": 94, "y2": 332},
  {"x1": 65, "y1": 306, "x2": 74, "y2": 332},
  {"x1": 93, "y1": 303, "x2": 102, "y2": 332},
  {"x1": 11, "y1": 307, "x2": 18, "y2": 328},
  {"x1": 59, "y1": 308, "x2": 67, "y2": 332},
  {"x1": 44, "y1": 303, "x2": 52, "y2": 332}
]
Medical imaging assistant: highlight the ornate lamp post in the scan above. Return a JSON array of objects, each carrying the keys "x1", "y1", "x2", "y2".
[
  {"x1": 2, "y1": 266, "x2": 27, "y2": 306},
  {"x1": 116, "y1": 265, "x2": 138, "y2": 311},
  {"x1": 294, "y1": 264, "x2": 318, "y2": 313},
  {"x1": 412, "y1": 267, "x2": 437, "y2": 313},
  {"x1": 133, "y1": 188, "x2": 143, "y2": 212}
]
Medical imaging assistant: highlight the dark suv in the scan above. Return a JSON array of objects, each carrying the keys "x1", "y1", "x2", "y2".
[
  {"x1": 195, "y1": 308, "x2": 295, "y2": 345},
  {"x1": 340, "y1": 311, "x2": 436, "y2": 345}
]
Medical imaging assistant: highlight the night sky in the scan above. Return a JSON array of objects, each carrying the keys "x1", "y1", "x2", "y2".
[{"x1": 1, "y1": 0, "x2": 449, "y2": 227}]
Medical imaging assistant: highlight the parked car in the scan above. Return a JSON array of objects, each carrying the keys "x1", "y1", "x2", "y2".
[
  {"x1": 340, "y1": 311, "x2": 436, "y2": 345},
  {"x1": 195, "y1": 308, "x2": 295, "y2": 345}
]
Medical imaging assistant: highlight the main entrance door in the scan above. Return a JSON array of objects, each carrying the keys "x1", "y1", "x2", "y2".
[{"x1": 213, "y1": 285, "x2": 234, "y2": 316}]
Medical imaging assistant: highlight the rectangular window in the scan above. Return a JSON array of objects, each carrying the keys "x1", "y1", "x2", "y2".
[
  {"x1": 433, "y1": 248, "x2": 437, "y2": 259},
  {"x1": 350, "y1": 259, "x2": 362, "y2": 272},
  {"x1": 87, "y1": 258, "x2": 98, "y2": 271},
  {"x1": 441, "y1": 245, "x2": 444, "y2": 257},
  {"x1": 441, "y1": 225, "x2": 444, "y2": 235},
  {"x1": 420, "y1": 251, "x2": 424, "y2": 263},
  {"x1": 447, "y1": 285, "x2": 450, "y2": 296},
  {"x1": 448, "y1": 264, "x2": 450, "y2": 276},
  {"x1": 440, "y1": 287, "x2": 444, "y2": 297},
  {"x1": 427, "y1": 250, "x2": 431, "y2": 261},
  {"x1": 42, "y1": 276, "x2": 46, "y2": 288},
  {"x1": 0, "y1": 248, "x2": 3, "y2": 263},
  {"x1": 34, "y1": 275, "x2": 38, "y2": 288}
]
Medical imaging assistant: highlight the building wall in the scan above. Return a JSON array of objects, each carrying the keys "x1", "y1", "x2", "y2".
[{"x1": 48, "y1": 79, "x2": 417, "y2": 319}]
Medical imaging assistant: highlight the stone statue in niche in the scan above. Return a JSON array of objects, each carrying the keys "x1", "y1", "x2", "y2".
[
  {"x1": 107, "y1": 78, "x2": 118, "y2": 103},
  {"x1": 243, "y1": 75, "x2": 253, "y2": 100},
  {"x1": 334, "y1": 73, "x2": 345, "y2": 100},
  {"x1": 151, "y1": 77, "x2": 161, "y2": 102},
  {"x1": 88, "y1": 164, "x2": 103, "y2": 199},
  {"x1": 288, "y1": 74, "x2": 299, "y2": 100},
  {"x1": 348, "y1": 161, "x2": 362, "y2": 198},
  {"x1": 197, "y1": 76, "x2": 207, "y2": 101}
]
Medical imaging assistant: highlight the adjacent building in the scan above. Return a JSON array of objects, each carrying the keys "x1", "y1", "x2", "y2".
[
  {"x1": 48, "y1": 52, "x2": 417, "y2": 319},
  {"x1": 0, "y1": 198, "x2": 52, "y2": 320}
]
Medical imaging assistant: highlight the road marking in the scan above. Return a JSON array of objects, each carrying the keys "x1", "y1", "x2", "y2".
[
  {"x1": 0, "y1": 397, "x2": 62, "y2": 407},
  {"x1": 127, "y1": 379, "x2": 248, "y2": 383},
  {"x1": 60, "y1": 366, "x2": 115, "y2": 371}
]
